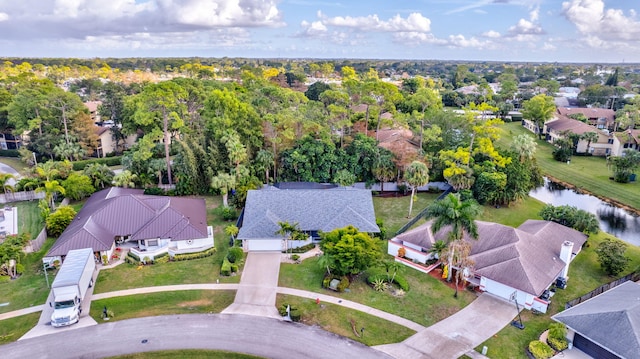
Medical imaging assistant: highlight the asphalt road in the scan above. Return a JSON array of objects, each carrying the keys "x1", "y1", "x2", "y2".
[{"x1": 1, "y1": 314, "x2": 392, "y2": 359}]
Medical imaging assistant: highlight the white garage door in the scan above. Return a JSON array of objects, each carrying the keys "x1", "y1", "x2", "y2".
[{"x1": 246, "y1": 239, "x2": 282, "y2": 251}]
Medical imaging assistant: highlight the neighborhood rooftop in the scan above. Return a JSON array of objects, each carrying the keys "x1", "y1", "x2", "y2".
[
  {"x1": 47, "y1": 187, "x2": 208, "y2": 257},
  {"x1": 238, "y1": 187, "x2": 380, "y2": 240}
]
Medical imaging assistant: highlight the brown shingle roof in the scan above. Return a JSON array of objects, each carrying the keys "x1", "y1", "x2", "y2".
[
  {"x1": 546, "y1": 116, "x2": 608, "y2": 136},
  {"x1": 557, "y1": 107, "x2": 615, "y2": 124},
  {"x1": 394, "y1": 219, "x2": 587, "y2": 296},
  {"x1": 47, "y1": 188, "x2": 208, "y2": 256}
]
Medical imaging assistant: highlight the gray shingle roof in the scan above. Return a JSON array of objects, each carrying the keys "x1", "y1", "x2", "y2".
[
  {"x1": 553, "y1": 281, "x2": 640, "y2": 359},
  {"x1": 393, "y1": 219, "x2": 587, "y2": 296},
  {"x1": 47, "y1": 188, "x2": 208, "y2": 256},
  {"x1": 238, "y1": 188, "x2": 379, "y2": 239}
]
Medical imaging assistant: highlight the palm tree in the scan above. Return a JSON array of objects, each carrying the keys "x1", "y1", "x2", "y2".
[
  {"x1": 83, "y1": 164, "x2": 115, "y2": 189},
  {"x1": 35, "y1": 161, "x2": 59, "y2": 181},
  {"x1": 113, "y1": 170, "x2": 137, "y2": 189},
  {"x1": 317, "y1": 254, "x2": 335, "y2": 275},
  {"x1": 211, "y1": 172, "x2": 236, "y2": 207},
  {"x1": 405, "y1": 161, "x2": 429, "y2": 217},
  {"x1": 0, "y1": 173, "x2": 15, "y2": 196},
  {"x1": 424, "y1": 193, "x2": 481, "y2": 281},
  {"x1": 255, "y1": 149, "x2": 274, "y2": 184},
  {"x1": 511, "y1": 134, "x2": 537, "y2": 162},
  {"x1": 442, "y1": 240, "x2": 474, "y2": 298},
  {"x1": 581, "y1": 132, "x2": 599, "y2": 154},
  {"x1": 276, "y1": 221, "x2": 306, "y2": 255},
  {"x1": 36, "y1": 179, "x2": 65, "y2": 210},
  {"x1": 428, "y1": 240, "x2": 447, "y2": 260},
  {"x1": 224, "y1": 224, "x2": 239, "y2": 240},
  {"x1": 372, "y1": 152, "x2": 396, "y2": 192}
]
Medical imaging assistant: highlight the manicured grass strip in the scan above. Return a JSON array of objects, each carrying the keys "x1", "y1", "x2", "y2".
[
  {"x1": 107, "y1": 350, "x2": 265, "y2": 359},
  {"x1": 477, "y1": 231, "x2": 640, "y2": 359},
  {"x1": 373, "y1": 192, "x2": 439, "y2": 236},
  {"x1": 14, "y1": 200, "x2": 44, "y2": 239},
  {"x1": 89, "y1": 290, "x2": 236, "y2": 323},
  {"x1": 0, "y1": 312, "x2": 40, "y2": 345},
  {"x1": 279, "y1": 257, "x2": 475, "y2": 328},
  {"x1": 496, "y1": 122, "x2": 640, "y2": 211},
  {"x1": 477, "y1": 196, "x2": 546, "y2": 227},
  {"x1": 276, "y1": 294, "x2": 415, "y2": 346}
]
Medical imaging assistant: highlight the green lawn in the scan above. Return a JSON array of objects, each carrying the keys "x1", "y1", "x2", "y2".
[
  {"x1": 0, "y1": 237, "x2": 56, "y2": 314},
  {"x1": 477, "y1": 196, "x2": 546, "y2": 227},
  {"x1": 0, "y1": 312, "x2": 40, "y2": 344},
  {"x1": 89, "y1": 290, "x2": 236, "y2": 322},
  {"x1": 496, "y1": 121, "x2": 640, "y2": 211},
  {"x1": 373, "y1": 192, "x2": 440, "y2": 236},
  {"x1": 276, "y1": 294, "x2": 416, "y2": 346},
  {"x1": 14, "y1": 200, "x2": 44, "y2": 238},
  {"x1": 108, "y1": 350, "x2": 264, "y2": 359},
  {"x1": 0, "y1": 156, "x2": 28, "y2": 175},
  {"x1": 478, "y1": 231, "x2": 640, "y2": 358}
]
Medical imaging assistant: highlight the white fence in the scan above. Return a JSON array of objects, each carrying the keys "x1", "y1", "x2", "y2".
[{"x1": 0, "y1": 190, "x2": 45, "y2": 204}]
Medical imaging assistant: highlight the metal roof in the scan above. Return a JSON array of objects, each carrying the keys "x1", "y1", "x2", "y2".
[{"x1": 47, "y1": 188, "x2": 208, "y2": 256}]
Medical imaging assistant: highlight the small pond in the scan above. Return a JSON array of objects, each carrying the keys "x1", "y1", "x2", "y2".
[{"x1": 529, "y1": 178, "x2": 640, "y2": 246}]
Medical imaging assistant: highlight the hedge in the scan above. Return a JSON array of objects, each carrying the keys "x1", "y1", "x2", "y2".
[
  {"x1": 0, "y1": 149, "x2": 20, "y2": 157},
  {"x1": 287, "y1": 243, "x2": 316, "y2": 254},
  {"x1": 221, "y1": 257, "x2": 232, "y2": 276},
  {"x1": 528, "y1": 340, "x2": 555, "y2": 359},
  {"x1": 172, "y1": 247, "x2": 217, "y2": 261},
  {"x1": 127, "y1": 251, "x2": 141, "y2": 263},
  {"x1": 227, "y1": 246, "x2": 244, "y2": 264},
  {"x1": 72, "y1": 156, "x2": 122, "y2": 171}
]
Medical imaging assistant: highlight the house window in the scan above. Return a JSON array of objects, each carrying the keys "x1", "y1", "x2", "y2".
[
  {"x1": 148, "y1": 239, "x2": 158, "y2": 247},
  {"x1": 607, "y1": 138, "x2": 614, "y2": 144}
]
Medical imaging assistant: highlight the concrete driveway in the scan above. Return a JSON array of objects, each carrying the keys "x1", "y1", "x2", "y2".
[
  {"x1": 1, "y1": 314, "x2": 393, "y2": 359},
  {"x1": 222, "y1": 252, "x2": 282, "y2": 318},
  {"x1": 0, "y1": 161, "x2": 20, "y2": 186},
  {"x1": 375, "y1": 294, "x2": 519, "y2": 359}
]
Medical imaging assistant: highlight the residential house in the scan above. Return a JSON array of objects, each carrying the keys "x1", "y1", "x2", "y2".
[
  {"x1": 84, "y1": 101, "x2": 102, "y2": 123},
  {"x1": 544, "y1": 117, "x2": 612, "y2": 156},
  {"x1": 611, "y1": 129, "x2": 640, "y2": 156},
  {"x1": 44, "y1": 187, "x2": 213, "y2": 264},
  {"x1": 237, "y1": 186, "x2": 379, "y2": 251},
  {"x1": 388, "y1": 220, "x2": 587, "y2": 313},
  {"x1": 372, "y1": 127, "x2": 421, "y2": 170},
  {"x1": 93, "y1": 125, "x2": 137, "y2": 158},
  {"x1": 0, "y1": 132, "x2": 22, "y2": 150},
  {"x1": 552, "y1": 281, "x2": 640, "y2": 359},
  {"x1": 557, "y1": 107, "x2": 616, "y2": 131}
]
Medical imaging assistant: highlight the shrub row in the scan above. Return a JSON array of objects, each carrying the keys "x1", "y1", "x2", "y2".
[
  {"x1": 221, "y1": 257, "x2": 232, "y2": 276},
  {"x1": 528, "y1": 340, "x2": 554, "y2": 359},
  {"x1": 172, "y1": 247, "x2": 217, "y2": 261},
  {"x1": 71, "y1": 156, "x2": 122, "y2": 171},
  {"x1": 0, "y1": 149, "x2": 20, "y2": 157},
  {"x1": 286, "y1": 243, "x2": 316, "y2": 254},
  {"x1": 366, "y1": 272, "x2": 410, "y2": 291}
]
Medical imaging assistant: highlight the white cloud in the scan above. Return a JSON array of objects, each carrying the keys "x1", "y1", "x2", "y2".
[
  {"x1": 320, "y1": 12, "x2": 431, "y2": 32},
  {"x1": 508, "y1": 18, "x2": 544, "y2": 36},
  {"x1": 562, "y1": 0, "x2": 640, "y2": 41},
  {"x1": 0, "y1": 0, "x2": 283, "y2": 42},
  {"x1": 482, "y1": 30, "x2": 501, "y2": 38},
  {"x1": 0, "y1": 13, "x2": 9, "y2": 22},
  {"x1": 299, "y1": 20, "x2": 327, "y2": 37},
  {"x1": 529, "y1": 5, "x2": 540, "y2": 22}
]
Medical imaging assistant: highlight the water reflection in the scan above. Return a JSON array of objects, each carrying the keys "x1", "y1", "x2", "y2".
[{"x1": 529, "y1": 178, "x2": 640, "y2": 246}]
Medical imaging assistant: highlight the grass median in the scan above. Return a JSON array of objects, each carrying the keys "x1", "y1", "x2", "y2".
[
  {"x1": 0, "y1": 312, "x2": 40, "y2": 345},
  {"x1": 89, "y1": 290, "x2": 236, "y2": 323},
  {"x1": 107, "y1": 350, "x2": 265, "y2": 359}
]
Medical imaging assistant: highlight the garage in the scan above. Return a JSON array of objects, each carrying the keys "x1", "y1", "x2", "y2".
[
  {"x1": 573, "y1": 333, "x2": 620, "y2": 359},
  {"x1": 245, "y1": 239, "x2": 282, "y2": 252}
]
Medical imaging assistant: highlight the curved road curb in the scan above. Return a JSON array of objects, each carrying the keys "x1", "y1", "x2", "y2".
[{"x1": 0, "y1": 314, "x2": 393, "y2": 359}]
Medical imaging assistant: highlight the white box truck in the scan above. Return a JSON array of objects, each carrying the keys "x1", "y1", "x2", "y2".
[{"x1": 50, "y1": 248, "x2": 96, "y2": 327}]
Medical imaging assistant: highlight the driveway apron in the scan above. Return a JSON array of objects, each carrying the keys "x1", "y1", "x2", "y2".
[
  {"x1": 222, "y1": 252, "x2": 282, "y2": 319},
  {"x1": 374, "y1": 294, "x2": 519, "y2": 359}
]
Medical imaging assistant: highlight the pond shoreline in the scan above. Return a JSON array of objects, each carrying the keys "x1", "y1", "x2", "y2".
[{"x1": 544, "y1": 174, "x2": 640, "y2": 217}]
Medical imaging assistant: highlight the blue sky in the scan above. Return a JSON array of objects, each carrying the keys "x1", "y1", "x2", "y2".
[{"x1": 0, "y1": 0, "x2": 639, "y2": 62}]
